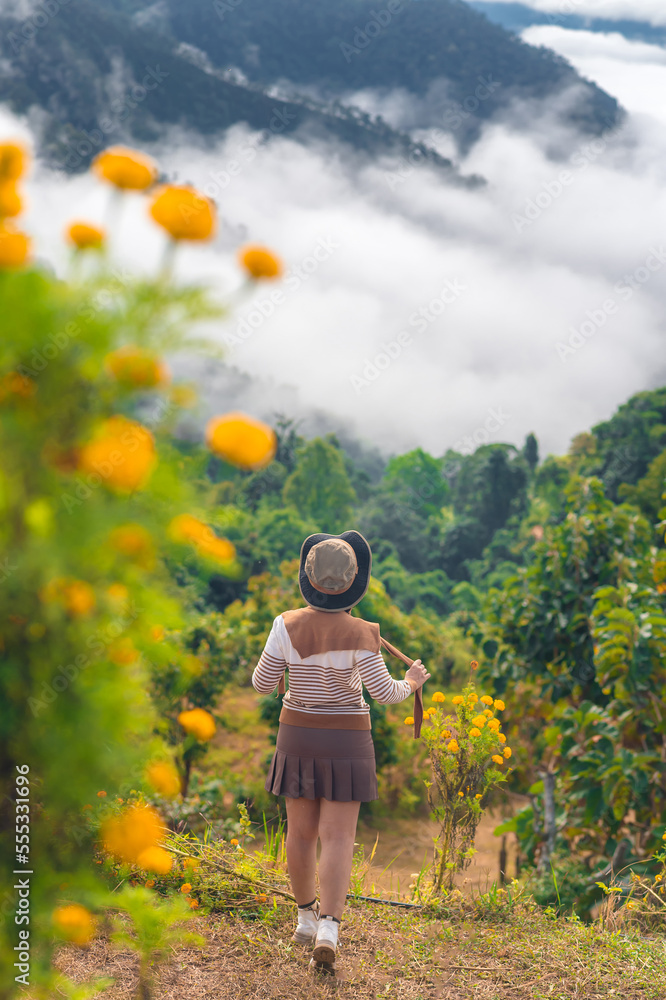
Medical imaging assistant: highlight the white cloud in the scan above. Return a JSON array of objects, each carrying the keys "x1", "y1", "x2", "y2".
[
  {"x1": 521, "y1": 26, "x2": 666, "y2": 125},
  {"x1": 478, "y1": 0, "x2": 666, "y2": 28},
  {"x1": 3, "y1": 75, "x2": 666, "y2": 463}
]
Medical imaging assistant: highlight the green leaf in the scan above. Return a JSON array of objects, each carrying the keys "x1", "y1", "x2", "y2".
[{"x1": 493, "y1": 817, "x2": 517, "y2": 837}]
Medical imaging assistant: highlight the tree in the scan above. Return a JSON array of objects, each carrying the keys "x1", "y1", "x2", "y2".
[
  {"x1": 617, "y1": 448, "x2": 666, "y2": 521},
  {"x1": 282, "y1": 437, "x2": 357, "y2": 533},
  {"x1": 452, "y1": 444, "x2": 529, "y2": 542},
  {"x1": 381, "y1": 447, "x2": 451, "y2": 519},
  {"x1": 523, "y1": 432, "x2": 539, "y2": 472}
]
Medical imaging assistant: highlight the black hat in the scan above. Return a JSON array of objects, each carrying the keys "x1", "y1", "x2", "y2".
[{"x1": 298, "y1": 530, "x2": 372, "y2": 613}]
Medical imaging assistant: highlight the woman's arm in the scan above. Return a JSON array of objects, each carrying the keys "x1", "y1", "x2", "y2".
[
  {"x1": 354, "y1": 649, "x2": 413, "y2": 704},
  {"x1": 251, "y1": 617, "x2": 288, "y2": 694}
]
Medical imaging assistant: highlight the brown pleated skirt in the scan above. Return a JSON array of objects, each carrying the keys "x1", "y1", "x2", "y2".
[{"x1": 264, "y1": 717, "x2": 379, "y2": 802}]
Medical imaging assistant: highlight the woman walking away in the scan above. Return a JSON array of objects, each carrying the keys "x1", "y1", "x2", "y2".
[{"x1": 251, "y1": 530, "x2": 430, "y2": 973}]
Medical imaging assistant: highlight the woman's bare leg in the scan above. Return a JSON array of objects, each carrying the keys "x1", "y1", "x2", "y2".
[
  {"x1": 317, "y1": 798, "x2": 361, "y2": 921},
  {"x1": 284, "y1": 795, "x2": 321, "y2": 906}
]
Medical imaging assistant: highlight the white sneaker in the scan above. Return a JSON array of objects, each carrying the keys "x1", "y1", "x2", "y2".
[
  {"x1": 312, "y1": 914, "x2": 339, "y2": 966},
  {"x1": 291, "y1": 900, "x2": 320, "y2": 945}
]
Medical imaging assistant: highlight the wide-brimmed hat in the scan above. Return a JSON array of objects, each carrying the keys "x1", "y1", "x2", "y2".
[{"x1": 298, "y1": 530, "x2": 372, "y2": 612}]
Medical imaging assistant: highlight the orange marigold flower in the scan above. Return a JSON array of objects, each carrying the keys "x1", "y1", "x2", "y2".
[
  {"x1": 52, "y1": 904, "x2": 96, "y2": 947},
  {"x1": 441, "y1": 730, "x2": 451, "y2": 740},
  {"x1": 108, "y1": 523, "x2": 155, "y2": 569},
  {"x1": 183, "y1": 858, "x2": 200, "y2": 870},
  {"x1": 145, "y1": 879, "x2": 155, "y2": 888},
  {"x1": 481, "y1": 695, "x2": 493, "y2": 706},
  {"x1": 491, "y1": 755, "x2": 504, "y2": 766},
  {"x1": 230, "y1": 838, "x2": 239, "y2": 846},
  {"x1": 180, "y1": 883, "x2": 192, "y2": 894},
  {"x1": 452, "y1": 696, "x2": 463, "y2": 706},
  {"x1": 168, "y1": 514, "x2": 236, "y2": 564},
  {"x1": 256, "y1": 894, "x2": 267, "y2": 903},
  {"x1": 97, "y1": 791, "x2": 107, "y2": 798},
  {"x1": 471, "y1": 715, "x2": 487, "y2": 729},
  {"x1": 92, "y1": 146, "x2": 157, "y2": 191},
  {"x1": 657, "y1": 583, "x2": 666, "y2": 594},
  {"x1": 146, "y1": 761, "x2": 181, "y2": 798},
  {"x1": 487, "y1": 719, "x2": 501, "y2": 733},
  {"x1": 149, "y1": 184, "x2": 216, "y2": 241},
  {"x1": 431, "y1": 692, "x2": 445, "y2": 703},
  {"x1": 238, "y1": 245, "x2": 283, "y2": 280},
  {"x1": 77, "y1": 415, "x2": 156, "y2": 493},
  {"x1": 106, "y1": 583, "x2": 129, "y2": 604},
  {"x1": 446, "y1": 740, "x2": 459, "y2": 753},
  {"x1": 493, "y1": 699, "x2": 505, "y2": 711},
  {"x1": 101, "y1": 804, "x2": 165, "y2": 864},
  {"x1": 105, "y1": 346, "x2": 170, "y2": 388},
  {"x1": 0, "y1": 226, "x2": 31, "y2": 268},
  {"x1": 0, "y1": 182, "x2": 22, "y2": 218},
  {"x1": 108, "y1": 638, "x2": 139, "y2": 665},
  {"x1": 0, "y1": 141, "x2": 29, "y2": 181},
  {"x1": 470, "y1": 660, "x2": 478, "y2": 670},
  {"x1": 503, "y1": 747, "x2": 512, "y2": 758},
  {"x1": 136, "y1": 846, "x2": 173, "y2": 875},
  {"x1": 189, "y1": 899, "x2": 200, "y2": 909},
  {"x1": 475, "y1": 793, "x2": 482, "y2": 800},
  {"x1": 498, "y1": 733, "x2": 507, "y2": 743},
  {"x1": 40, "y1": 577, "x2": 96, "y2": 618},
  {"x1": 177, "y1": 708, "x2": 216, "y2": 742},
  {"x1": 483, "y1": 709, "x2": 493, "y2": 719},
  {"x1": 469, "y1": 727, "x2": 481, "y2": 738},
  {"x1": 205, "y1": 411, "x2": 277, "y2": 471},
  {"x1": 150, "y1": 624, "x2": 165, "y2": 641},
  {"x1": 467, "y1": 693, "x2": 479, "y2": 705},
  {"x1": 67, "y1": 222, "x2": 105, "y2": 250},
  {"x1": 404, "y1": 716, "x2": 414, "y2": 725},
  {"x1": 0, "y1": 371, "x2": 35, "y2": 401}
]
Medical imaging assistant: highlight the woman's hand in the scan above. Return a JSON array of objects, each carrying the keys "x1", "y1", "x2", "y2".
[{"x1": 405, "y1": 659, "x2": 431, "y2": 690}]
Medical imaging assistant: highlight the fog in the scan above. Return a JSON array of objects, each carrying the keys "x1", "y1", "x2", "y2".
[{"x1": 2, "y1": 22, "x2": 666, "y2": 463}]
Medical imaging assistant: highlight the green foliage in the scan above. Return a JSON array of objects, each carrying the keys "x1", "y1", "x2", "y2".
[{"x1": 282, "y1": 436, "x2": 357, "y2": 533}]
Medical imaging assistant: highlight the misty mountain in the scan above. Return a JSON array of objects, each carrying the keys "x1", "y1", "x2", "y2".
[
  {"x1": 161, "y1": 0, "x2": 622, "y2": 139},
  {"x1": 0, "y1": 0, "x2": 470, "y2": 182},
  {"x1": 470, "y1": 3, "x2": 666, "y2": 47}
]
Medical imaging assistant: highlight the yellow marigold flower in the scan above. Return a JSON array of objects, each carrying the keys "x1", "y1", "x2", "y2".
[
  {"x1": 0, "y1": 226, "x2": 31, "y2": 268},
  {"x1": 470, "y1": 659, "x2": 478, "y2": 669},
  {"x1": 178, "y1": 707, "x2": 216, "y2": 741},
  {"x1": 0, "y1": 182, "x2": 22, "y2": 218},
  {"x1": 67, "y1": 221, "x2": 105, "y2": 250},
  {"x1": 108, "y1": 637, "x2": 139, "y2": 665},
  {"x1": 105, "y1": 346, "x2": 170, "y2": 388},
  {"x1": 467, "y1": 693, "x2": 478, "y2": 705},
  {"x1": 472, "y1": 715, "x2": 487, "y2": 729},
  {"x1": 431, "y1": 691, "x2": 445, "y2": 703},
  {"x1": 657, "y1": 582, "x2": 666, "y2": 594},
  {"x1": 494, "y1": 699, "x2": 505, "y2": 711},
  {"x1": 475, "y1": 793, "x2": 482, "y2": 800},
  {"x1": 239, "y1": 244, "x2": 283, "y2": 280},
  {"x1": 108, "y1": 523, "x2": 155, "y2": 569},
  {"x1": 149, "y1": 184, "x2": 216, "y2": 241},
  {"x1": 481, "y1": 695, "x2": 493, "y2": 706},
  {"x1": 483, "y1": 709, "x2": 493, "y2": 719},
  {"x1": 230, "y1": 838, "x2": 239, "y2": 846},
  {"x1": 491, "y1": 755, "x2": 504, "y2": 766},
  {"x1": 168, "y1": 514, "x2": 235, "y2": 564},
  {"x1": 452, "y1": 695, "x2": 464, "y2": 705},
  {"x1": 446, "y1": 740, "x2": 459, "y2": 753},
  {"x1": 146, "y1": 761, "x2": 181, "y2": 798},
  {"x1": 441, "y1": 730, "x2": 451, "y2": 740},
  {"x1": 180, "y1": 883, "x2": 192, "y2": 894},
  {"x1": 662, "y1": 833, "x2": 666, "y2": 841},
  {"x1": 40, "y1": 577, "x2": 96, "y2": 618},
  {"x1": 256, "y1": 893, "x2": 267, "y2": 903},
  {"x1": 626, "y1": 900, "x2": 639, "y2": 911},
  {"x1": 487, "y1": 718, "x2": 500, "y2": 732},
  {"x1": 77, "y1": 416, "x2": 156, "y2": 493},
  {"x1": 469, "y1": 728, "x2": 481, "y2": 738},
  {"x1": 101, "y1": 804, "x2": 164, "y2": 864},
  {"x1": 205, "y1": 411, "x2": 277, "y2": 471},
  {"x1": 457, "y1": 791, "x2": 464, "y2": 797},
  {"x1": 503, "y1": 747, "x2": 512, "y2": 758},
  {"x1": 136, "y1": 846, "x2": 173, "y2": 874},
  {"x1": 189, "y1": 899, "x2": 199, "y2": 909},
  {"x1": 92, "y1": 146, "x2": 157, "y2": 191},
  {"x1": 498, "y1": 733, "x2": 507, "y2": 743},
  {"x1": 52, "y1": 904, "x2": 95, "y2": 947},
  {"x1": 404, "y1": 716, "x2": 414, "y2": 725},
  {"x1": 0, "y1": 142, "x2": 28, "y2": 181}
]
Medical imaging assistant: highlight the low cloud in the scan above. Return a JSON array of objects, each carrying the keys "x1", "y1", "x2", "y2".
[{"x1": 478, "y1": 0, "x2": 666, "y2": 29}]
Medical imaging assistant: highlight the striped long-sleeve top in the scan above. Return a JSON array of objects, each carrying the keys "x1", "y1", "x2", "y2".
[{"x1": 251, "y1": 612, "x2": 413, "y2": 718}]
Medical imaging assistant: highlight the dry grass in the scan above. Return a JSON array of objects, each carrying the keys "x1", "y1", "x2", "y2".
[{"x1": 41, "y1": 900, "x2": 666, "y2": 1000}]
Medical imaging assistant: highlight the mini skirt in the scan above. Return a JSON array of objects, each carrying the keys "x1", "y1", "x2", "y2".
[{"x1": 264, "y1": 710, "x2": 379, "y2": 802}]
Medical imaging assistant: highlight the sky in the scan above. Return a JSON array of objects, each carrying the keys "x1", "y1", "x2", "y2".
[
  {"x1": 477, "y1": 0, "x2": 666, "y2": 28},
  {"x1": 3, "y1": 12, "x2": 666, "y2": 464}
]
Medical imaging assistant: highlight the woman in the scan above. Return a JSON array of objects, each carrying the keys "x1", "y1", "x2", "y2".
[{"x1": 251, "y1": 529, "x2": 430, "y2": 972}]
